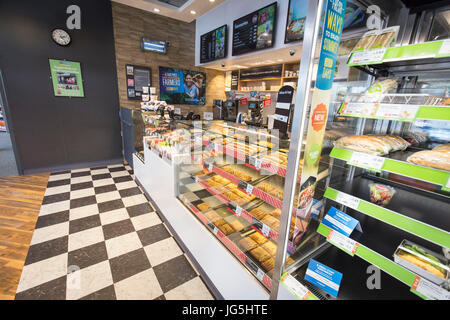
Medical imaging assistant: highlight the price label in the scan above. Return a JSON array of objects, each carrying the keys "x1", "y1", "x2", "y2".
[
  {"x1": 375, "y1": 104, "x2": 402, "y2": 118},
  {"x1": 281, "y1": 273, "x2": 315, "y2": 300},
  {"x1": 194, "y1": 176, "x2": 199, "y2": 183},
  {"x1": 349, "y1": 48, "x2": 386, "y2": 65},
  {"x1": 256, "y1": 268, "x2": 265, "y2": 281},
  {"x1": 336, "y1": 192, "x2": 360, "y2": 210},
  {"x1": 261, "y1": 224, "x2": 270, "y2": 237},
  {"x1": 400, "y1": 105, "x2": 419, "y2": 121},
  {"x1": 443, "y1": 175, "x2": 450, "y2": 192},
  {"x1": 208, "y1": 163, "x2": 213, "y2": 172},
  {"x1": 327, "y1": 229, "x2": 359, "y2": 256},
  {"x1": 213, "y1": 227, "x2": 219, "y2": 236},
  {"x1": 274, "y1": 114, "x2": 289, "y2": 123},
  {"x1": 235, "y1": 206, "x2": 243, "y2": 216},
  {"x1": 348, "y1": 151, "x2": 385, "y2": 171},
  {"x1": 411, "y1": 276, "x2": 450, "y2": 300},
  {"x1": 254, "y1": 158, "x2": 262, "y2": 169},
  {"x1": 246, "y1": 184, "x2": 254, "y2": 195},
  {"x1": 438, "y1": 39, "x2": 450, "y2": 56}
]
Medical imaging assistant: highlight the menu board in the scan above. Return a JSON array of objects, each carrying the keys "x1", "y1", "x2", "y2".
[
  {"x1": 126, "y1": 65, "x2": 151, "y2": 100},
  {"x1": 232, "y1": 2, "x2": 277, "y2": 56},
  {"x1": 200, "y1": 25, "x2": 227, "y2": 63}
]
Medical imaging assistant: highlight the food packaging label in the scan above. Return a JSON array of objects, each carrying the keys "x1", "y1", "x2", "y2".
[
  {"x1": 304, "y1": 259, "x2": 343, "y2": 298},
  {"x1": 348, "y1": 151, "x2": 385, "y2": 171},
  {"x1": 322, "y1": 206, "x2": 362, "y2": 237},
  {"x1": 327, "y1": 229, "x2": 359, "y2": 256},
  {"x1": 411, "y1": 276, "x2": 450, "y2": 300},
  {"x1": 281, "y1": 273, "x2": 318, "y2": 300},
  {"x1": 273, "y1": 114, "x2": 289, "y2": 123},
  {"x1": 335, "y1": 192, "x2": 360, "y2": 210}
]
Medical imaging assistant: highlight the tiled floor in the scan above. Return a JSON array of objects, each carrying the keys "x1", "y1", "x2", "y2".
[{"x1": 15, "y1": 164, "x2": 214, "y2": 300}]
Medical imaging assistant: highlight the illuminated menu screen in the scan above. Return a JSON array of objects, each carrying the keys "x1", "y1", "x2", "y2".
[
  {"x1": 232, "y1": 2, "x2": 277, "y2": 56},
  {"x1": 200, "y1": 25, "x2": 228, "y2": 63}
]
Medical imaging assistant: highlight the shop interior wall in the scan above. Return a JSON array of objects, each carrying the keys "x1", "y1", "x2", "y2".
[
  {"x1": 112, "y1": 2, "x2": 226, "y2": 114},
  {"x1": 0, "y1": 0, "x2": 122, "y2": 174}
]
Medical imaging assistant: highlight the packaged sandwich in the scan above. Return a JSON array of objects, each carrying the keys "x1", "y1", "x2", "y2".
[
  {"x1": 334, "y1": 135, "x2": 392, "y2": 155},
  {"x1": 407, "y1": 150, "x2": 450, "y2": 171},
  {"x1": 369, "y1": 26, "x2": 399, "y2": 49},
  {"x1": 394, "y1": 240, "x2": 449, "y2": 285},
  {"x1": 353, "y1": 30, "x2": 379, "y2": 51}
]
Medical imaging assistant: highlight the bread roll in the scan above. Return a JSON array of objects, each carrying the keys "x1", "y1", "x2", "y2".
[
  {"x1": 229, "y1": 219, "x2": 244, "y2": 232},
  {"x1": 249, "y1": 208, "x2": 267, "y2": 220},
  {"x1": 334, "y1": 135, "x2": 392, "y2": 155},
  {"x1": 261, "y1": 215, "x2": 280, "y2": 231},
  {"x1": 218, "y1": 223, "x2": 235, "y2": 236},
  {"x1": 261, "y1": 257, "x2": 275, "y2": 272},
  {"x1": 197, "y1": 203, "x2": 210, "y2": 211},
  {"x1": 434, "y1": 144, "x2": 450, "y2": 153}
]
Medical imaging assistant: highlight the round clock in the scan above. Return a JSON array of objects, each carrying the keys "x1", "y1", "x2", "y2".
[{"x1": 51, "y1": 29, "x2": 71, "y2": 46}]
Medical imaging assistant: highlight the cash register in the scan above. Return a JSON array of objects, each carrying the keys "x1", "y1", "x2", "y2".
[{"x1": 243, "y1": 101, "x2": 264, "y2": 127}]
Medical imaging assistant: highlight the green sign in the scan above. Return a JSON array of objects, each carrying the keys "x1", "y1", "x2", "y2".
[{"x1": 49, "y1": 59, "x2": 84, "y2": 97}]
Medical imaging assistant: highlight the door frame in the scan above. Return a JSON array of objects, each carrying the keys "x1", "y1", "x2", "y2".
[{"x1": 0, "y1": 69, "x2": 23, "y2": 175}]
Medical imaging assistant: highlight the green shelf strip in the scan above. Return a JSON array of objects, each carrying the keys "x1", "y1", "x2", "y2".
[
  {"x1": 416, "y1": 106, "x2": 450, "y2": 121},
  {"x1": 316, "y1": 223, "x2": 419, "y2": 294},
  {"x1": 324, "y1": 188, "x2": 450, "y2": 248},
  {"x1": 329, "y1": 147, "x2": 450, "y2": 186},
  {"x1": 348, "y1": 40, "x2": 449, "y2": 66}
]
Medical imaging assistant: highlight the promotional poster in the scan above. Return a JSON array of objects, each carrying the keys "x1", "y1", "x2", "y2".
[
  {"x1": 159, "y1": 67, "x2": 206, "y2": 105},
  {"x1": 49, "y1": 59, "x2": 84, "y2": 97}
]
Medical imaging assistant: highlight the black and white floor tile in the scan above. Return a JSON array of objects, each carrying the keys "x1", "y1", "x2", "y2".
[{"x1": 15, "y1": 164, "x2": 214, "y2": 300}]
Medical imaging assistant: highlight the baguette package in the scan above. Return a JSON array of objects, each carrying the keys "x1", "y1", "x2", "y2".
[
  {"x1": 433, "y1": 144, "x2": 450, "y2": 153},
  {"x1": 407, "y1": 150, "x2": 450, "y2": 171},
  {"x1": 334, "y1": 135, "x2": 392, "y2": 155}
]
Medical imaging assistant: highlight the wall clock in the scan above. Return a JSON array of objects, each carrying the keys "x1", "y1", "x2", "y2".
[{"x1": 51, "y1": 29, "x2": 71, "y2": 46}]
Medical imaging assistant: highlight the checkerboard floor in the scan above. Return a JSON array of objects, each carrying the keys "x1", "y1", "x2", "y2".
[{"x1": 15, "y1": 164, "x2": 214, "y2": 300}]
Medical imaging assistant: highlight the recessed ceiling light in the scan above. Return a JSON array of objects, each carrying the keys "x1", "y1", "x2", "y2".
[
  {"x1": 209, "y1": 0, "x2": 215, "y2": 2},
  {"x1": 154, "y1": 8, "x2": 160, "y2": 12},
  {"x1": 190, "y1": 10, "x2": 196, "y2": 14}
]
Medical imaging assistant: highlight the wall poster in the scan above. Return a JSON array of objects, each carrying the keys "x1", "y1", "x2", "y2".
[
  {"x1": 126, "y1": 64, "x2": 151, "y2": 100},
  {"x1": 159, "y1": 67, "x2": 206, "y2": 105},
  {"x1": 49, "y1": 59, "x2": 84, "y2": 97}
]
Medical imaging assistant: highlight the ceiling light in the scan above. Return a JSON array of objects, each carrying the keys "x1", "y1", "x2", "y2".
[
  {"x1": 154, "y1": 8, "x2": 160, "y2": 12},
  {"x1": 190, "y1": 10, "x2": 196, "y2": 14},
  {"x1": 210, "y1": 0, "x2": 215, "y2": 2}
]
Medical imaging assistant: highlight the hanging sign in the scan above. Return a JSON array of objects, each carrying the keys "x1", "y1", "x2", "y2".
[{"x1": 292, "y1": 0, "x2": 347, "y2": 251}]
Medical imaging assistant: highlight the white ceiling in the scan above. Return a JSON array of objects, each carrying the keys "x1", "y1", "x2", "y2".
[{"x1": 111, "y1": 0, "x2": 226, "y2": 23}]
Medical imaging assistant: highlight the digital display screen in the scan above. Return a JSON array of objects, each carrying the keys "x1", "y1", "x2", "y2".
[
  {"x1": 141, "y1": 38, "x2": 167, "y2": 53},
  {"x1": 232, "y1": 2, "x2": 277, "y2": 56},
  {"x1": 248, "y1": 102, "x2": 257, "y2": 109},
  {"x1": 227, "y1": 102, "x2": 234, "y2": 107},
  {"x1": 200, "y1": 25, "x2": 227, "y2": 63}
]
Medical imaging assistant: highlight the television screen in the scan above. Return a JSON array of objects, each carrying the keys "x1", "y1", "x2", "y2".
[
  {"x1": 248, "y1": 102, "x2": 257, "y2": 109},
  {"x1": 200, "y1": 25, "x2": 228, "y2": 63},
  {"x1": 284, "y1": 0, "x2": 368, "y2": 43},
  {"x1": 159, "y1": 67, "x2": 206, "y2": 105},
  {"x1": 227, "y1": 101, "x2": 234, "y2": 107},
  {"x1": 140, "y1": 38, "x2": 167, "y2": 53},
  {"x1": 232, "y1": 2, "x2": 277, "y2": 56}
]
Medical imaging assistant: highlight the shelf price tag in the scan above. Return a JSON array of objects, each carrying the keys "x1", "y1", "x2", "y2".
[
  {"x1": 281, "y1": 273, "x2": 318, "y2": 300},
  {"x1": 235, "y1": 206, "x2": 243, "y2": 217},
  {"x1": 256, "y1": 268, "x2": 265, "y2": 281},
  {"x1": 213, "y1": 227, "x2": 219, "y2": 236},
  {"x1": 245, "y1": 184, "x2": 254, "y2": 195},
  {"x1": 254, "y1": 158, "x2": 262, "y2": 170},
  {"x1": 327, "y1": 229, "x2": 359, "y2": 256},
  {"x1": 261, "y1": 224, "x2": 270, "y2": 237},
  {"x1": 375, "y1": 104, "x2": 402, "y2": 119},
  {"x1": 438, "y1": 39, "x2": 450, "y2": 57},
  {"x1": 336, "y1": 192, "x2": 360, "y2": 210},
  {"x1": 348, "y1": 151, "x2": 385, "y2": 172},
  {"x1": 442, "y1": 175, "x2": 450, "y2": 192},
  {"x1": 411, "y1": 276, "x2": 450, "y2": 300},
  {"x1": 349, "y1": 48, "x2": 386, "y2": 65}
]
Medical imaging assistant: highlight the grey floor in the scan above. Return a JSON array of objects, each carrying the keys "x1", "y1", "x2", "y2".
[{"x1": 0, "y1": 131, "x2": 18, "y2": 177}]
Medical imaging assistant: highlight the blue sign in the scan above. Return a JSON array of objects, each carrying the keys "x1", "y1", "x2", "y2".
[
  {"x1": 316, "y1": 0, "x2": 347, "y2": 90},
  {"x1": 304, "y1": 259, "x2": 343, "y2": 297},
  {"x1": 322, "y1": 206, "x2": 361, "y2": 237}
]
